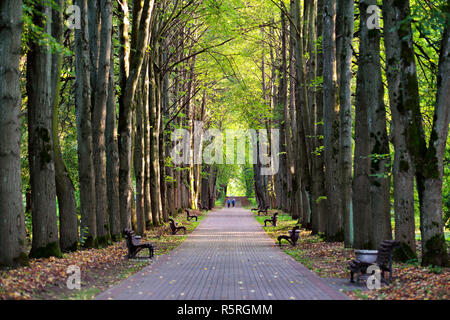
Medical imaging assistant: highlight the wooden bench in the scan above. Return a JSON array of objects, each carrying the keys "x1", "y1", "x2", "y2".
[
  {"x1": 123, "y1": 229, "x2": 154, "y2": 259},
  {"x1": 264, "y1": 212, "x2": 278, "y2": 227},
  {"x1": 198, "y1": 203, "x2": 209, "y2": 211},
  {"x1": 348, "y1": 240, "x2": 401, "y2": 284},
  {"x1": 277, "y1": 225, "x2": 300, "y2": 246},
  {"x1": 169, "y1": 218, "x2": 186, "y2": 235},
  {"x1": 257, "y1": 205, "x2": 270, "y2": 216},
  {"x1": 185, "y1": 209, "x2": 198, "y2": 221}
]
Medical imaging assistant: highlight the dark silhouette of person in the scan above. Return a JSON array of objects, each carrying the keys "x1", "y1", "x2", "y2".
[
  {"x1": 227, "y1": 199, "x2": 231, "y2": 208},
  {"x1": 232, "y1": 198, "x2": 236, "y2": 207}
]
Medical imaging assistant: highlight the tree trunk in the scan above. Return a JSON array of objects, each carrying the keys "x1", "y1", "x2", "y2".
[
  {"x1": 92, "y1": 0, "x2": 113, "y2": 245},
  {"x1": 134, "y1": 71, "x2": 145, "y2": 235},
  {"x1": 149, "y1": 52, "x2": 163, "y2": 225},
  {"x1": 51, "y1": 0, "x2": 79, "y2": 252},
  {"x1": 353, "y1": 13, "x2": 372, "y2": 249},
  {"x1": 382, "y1": 0, "x2": 419, "y2": 258},
  {"x1": 337, "y1": 0, "x2": 354, "y2": 247},
  {"x1": 417, "y1": 17, "x2": 449, "y2": 267},
  {"x1": 75, "y1": 0, "x2": 97, "y2": 248},
  {"x1": 364, "y1": 0, "x2": 392, "y2": 248},
  {"x1": 311, "y1": 0, "x2": 327, "y2": 234},
  {"x1": 322, "y1": 0, "x2": 343, "y2": 241},
  {"x1": 0, "y1": 0, "x2": 28, "y2": 266},
  {"x1": 118, "y1": 0, "x2": 154, "y2": 231},
  {"x1": 27, "y1": 4, "x2": 62, "y2": 258},
  {"x1": 143, "y1": 56, "x2": 152, "y2": 228},
  {"x1": 106, "y1": 38, "x2": 121, "y2": 241}
]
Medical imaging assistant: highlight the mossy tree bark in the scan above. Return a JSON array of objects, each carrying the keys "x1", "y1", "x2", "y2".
[
  {"x1": 365, "y1": 0, "x2": 392, "y2": 249},
  {"x1": 336, "y1": 0, "x2": 354, "y2": 247},
  {"x1": 383, "y1": 0, "x2": 448, "y2": 266},
  {"x1": 415, "y1": 18, "x2": 449, "y2": 267},
  {"x1": 310, "y1": 0, "x2": 328, "y2": 234},
  {"x1": 27, "y1": 3, "x2": 62, "y2": 258},
  {"x1": 0, "y1": 0, "x2": 28, "y2": 266},
  {"x1": 92, "y1": 0, "x2": 113, "y2": 246},
  {"x1": 322, "y1": 0, "x2": 343, "y2": 241},
  {"x1": 106, "y1": 40, "x2": 121, "y2": 241},
  {"x1": 382, "y1": 0, "x2": 416, "y2": 258},
  {"x1": 51, "y1": 0, "x2": 79, "y2": 252},
  {"x1": 354, "y1": 0, "x2": 392, "y2": 250},
  {"x1": 118, "y1": 0, "x2": 154, "y2": 231},
  {"x1": 75, "y1": 0, "x2": 97, "y2": 248}
]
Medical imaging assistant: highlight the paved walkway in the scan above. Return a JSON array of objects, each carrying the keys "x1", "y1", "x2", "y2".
[{"x1": 97, "y1": 206, "x2": 349, "y2": 300}]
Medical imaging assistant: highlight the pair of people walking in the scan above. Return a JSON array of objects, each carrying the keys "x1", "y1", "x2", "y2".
[{"x1": 226, "y1": 198, "x2": 236, "y2": 208}]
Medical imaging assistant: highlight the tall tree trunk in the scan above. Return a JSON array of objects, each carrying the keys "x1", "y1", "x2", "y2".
[
  {"x1": 294, "y1": 0, "x2": 312, "y2": 228},
  {"x1": 75, "y1": 0, "x2": 97, "y2": 248},
  {"x1": 118, "y1": 0, "x2": 154, "y2": 231},
  {"x1": 51, "y1": 0, "x2": 79, "y2": 252},
  {"x1": 311, "y1": 0, "x2": 327, "y2": 234},
  {"x1": 365, "y1": 0, "x2": 392, "y2": 248},
  {"x1": 0, "y1": 0, "x2": 28, "y2": 266},
  {"x1": 134, "y1": 71, "x2": 145, "y2": 235},
  {"x1": 416, "y1": 14, "x2": 450, "y2": 266},
  {"x1": 337, "y1": 0, "x2": 354, "y2": 247},
  {"x1": 416, "y1": 17, "x2": 449, "y2": 267},
  {"x1": 159, "y1": 41, "x2": 169, "y2": 222},
  {"x1": 322, "y1": 0, "x2": 343, "y2": 241},
  {"x1": 384, "y1": 0, "x2": 449, "y2": 266},
  {"x1": 288, "y1": 0, "x2": 301, "y2": 220},
  {"x1": 382, "y1": 0, "x2": 419, "y2": 258},
  {"x1": 27, "y1": 4, "x2": 62, "y2": 258},
  {"x1": 276, "y1": 6, "x2": 288, "y2": 212},
  {"x1": 353, "y1": 3, "x2": 371, "y2": 249},
  {"x1": 353, "y1": 0, "x2": 392, "y2": 249},
  {"x1": 92, "y1": 0, "x2": 113, "y2": 245},
  {"x1": 149, "y1": 51, "x2": 163, "y2": 224},
  {"x1": 106, "y1": 37, "x2": 121, "y2": 241},
  {"x1": 143, "y1": 56, "x2": 152, "y2": 228}
]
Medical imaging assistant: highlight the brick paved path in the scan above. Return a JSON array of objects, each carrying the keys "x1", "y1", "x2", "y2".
[{"x1": 97, "y1": 207, "x2": 349, "y2": 300}]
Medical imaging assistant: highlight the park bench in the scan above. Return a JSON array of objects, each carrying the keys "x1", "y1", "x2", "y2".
[
  {"x1": 123, "y1": 229, "x2": 154, "y2": 259},
  {"x1": 348, "y1": 240, "x2": 401, "y2": 284},
  {"x1": 198, "y1": 203, "x2": 209, "y2": 211},
  {"x1": 185, "y1": 209, "x2": 198, "y2": 221},
  {"x1": 264, "y1": 212, "x2": 278, "y2": 227},
  {"x1": 257, "y1": 205, "x2": 270, "y2": 216},
  {"x1": 277, "y1": 225, "x2": 300, "y2": 246},
  {"x1": 169, "y1": 218, "x2": 186, "y2": 235}
]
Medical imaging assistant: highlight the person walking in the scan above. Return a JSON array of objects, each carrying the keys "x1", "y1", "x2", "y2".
[
  {"x1": 227, "y1": 199, "x2": 231, "y2": 208},
  {"x1": 232, "y1": 198, "x2": 236, "y2": 207}
]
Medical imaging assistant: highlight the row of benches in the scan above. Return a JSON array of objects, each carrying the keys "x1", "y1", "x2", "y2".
[
  {"x1": 124, "y1": 209, "x2": 201, "y2": 259},
  {"x1": 259, "y1": 211, "x2": 400, "y2": 285},
  {"x1": 126, "y1": 207, "x2": 401, "y2": 286}
]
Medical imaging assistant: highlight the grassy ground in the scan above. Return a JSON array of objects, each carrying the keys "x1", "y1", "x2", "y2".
[
  {"x1": 0, "y1": 210, "x2": 208, "y2": 300},
  {"x1": 254, "y1": 211, "x2": 450, "y2": 300}
]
